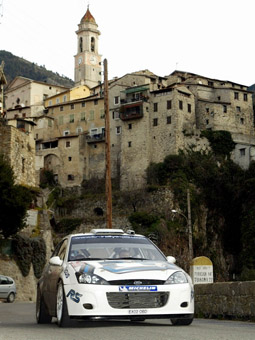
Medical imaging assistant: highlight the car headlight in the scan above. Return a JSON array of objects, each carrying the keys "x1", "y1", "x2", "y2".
[
  {"x1": 76, "y1": 273, "x2": 108, "y2": 285},
  {"x1": 165, "y1": 271, "x2": 188, "y2": 284}
]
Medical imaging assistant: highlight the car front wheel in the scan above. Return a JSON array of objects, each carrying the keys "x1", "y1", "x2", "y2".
[
  {"x1": 56, "y1": 281, "x2": 72, "y2": 327},
  {"x1": 171, "y1": 317, "x2": 193, "y2": 326},
  {"x1": 7, "y1": 292, "x2": 15, "y2": 303}
]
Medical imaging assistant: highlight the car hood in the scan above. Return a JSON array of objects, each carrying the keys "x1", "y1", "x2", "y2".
[{"x1": 69, "y1": 260, "x2": 179, "y2": 281}]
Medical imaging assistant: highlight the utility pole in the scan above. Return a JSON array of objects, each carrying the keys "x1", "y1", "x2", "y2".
[
  {"x1": 187, "y1": 188, "x2": 193, "y2": 262},
  {"x1": 104, "y1": 59, "x2": 112, "y2": 228}
]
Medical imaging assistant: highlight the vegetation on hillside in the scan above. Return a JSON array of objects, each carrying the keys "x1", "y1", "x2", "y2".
[
  {"x1": 0, "y1": 50, "x2": 74, "y2": 87},
  {"x1": 0, "y1": 154, "x2": 36, "y2": 238},
  {"x1": 145, "y1": 131, "x2": 255, "y2": 280}
]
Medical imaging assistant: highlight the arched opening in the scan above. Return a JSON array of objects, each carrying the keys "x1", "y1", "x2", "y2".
[
  {"x1": 91, "y1": 37, "x2": 95, "y2": 52},
  {"x1": 79, "y1": 37, "x2": 83, "y2": 52}
]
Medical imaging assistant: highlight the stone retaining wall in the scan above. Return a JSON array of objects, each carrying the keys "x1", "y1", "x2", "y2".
[
  {"x1": 0, "y1": 259, "x2": 37, "y2": 302},
  {"x1": 195, "y1": 281, "x2": 255, "y2": 320}
]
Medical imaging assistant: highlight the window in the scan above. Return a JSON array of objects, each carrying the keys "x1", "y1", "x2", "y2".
[
  {"x1": 77, "y1": 127, "x2": 83, "y2": 134},
  {"x1": 49, "y1": 100, "x2": 52, "y2": 106},
  {"x1": 206, "y1": 108, "x2": 209, "y2": 113},
  {"x1": 128, "y1": 123, "x2": 132, "y2": 130},
  {"x1": 69, "y1": 114, "x2": 74, "y2": 123},
  {"x1": 66, "y1": 141, "x2": 71, "y2": 148},
  {"x1": 206, "y1": 119, "x2": 209, "y2": 125},
  {"x1": 81, "y1": 101, "x2": 86, "y2": 107},
  {"x1": 167, "y1": 116, "x2": 171, "y2": 124},
  {"x1": 218, "y1": 96, "x2": 221, "y2": 100},
  {"x1": 91, "y1": 37, "x2": 95, "y2": 52},
  {"x1": 56, "y1": 98, "x2": 60, "y2": 104},
  {"x1": 59, "y1": 116, "x2": 63, "y2": 125},
  {"x1": 63, "y1": 95, "x2": 67, "y2": 102},
  {"x1": 154, "y1": 103, "x2": 158, "y2": 112},
  {"x1": 114, "y1": 96, "x2": 120, "y2": 105},
  {"x1": 79, "y1": 37, "x2": 83, "y2": 52},
  {"x1": 167, "y1": 100, "x2": 172, "y2": 110},
  {"x1": 153, "y1": 118, "x2": 158, "y2": 126},
  {"x1": 100, "y1": 110, "x2": 105, "y2": 119},
  {"x1": 71, "y1": 104, "x2": 75, "y2": 110},
  {"x1": 243, "y1": 93, "x2": 248, "y2": 101},
  {"x1": 187, "y1": 103, "x2": 191, "y2": 113},
  {"x1": 48, "y1": 119, "x2": 52, "y2": 127},
  {"x1": 234, "y1": 92, "x2": 239, "y2": 100},
  {"x1": 90, "y1": 128, "x2": 98, "y2": 135},
  {"x1": 116, "y1": 126, "x2": 121, "y2": 135},
  {"x1": 240, "y1": 148, "x2": 246, "y2": 156},
  {"x1": 68, "y1": 174, "x2": 74, "y2": 181},
  {"x1": 90, "y1": 110, "x2": 94, "y2": 120},
  {"x1": 179, "y1": 100, "x2": 183, "y2": 110},
  {"x1": 240, "y1": 118, "x2": 244, "y2": 124},
  {"x1": 208, "y1": 81, "x2": 214, "y2": 87},
  {"x1": 112, "y1": 111, "x2": 119, "y2": 119},
  {"x1": 60, "y1": 106, "x2": 63, "y2": 111},
  {"x1": 236, "y1": 106, "x2": 241, "y2": 112},
  {"x1": 64, "y1": 130, "x2": 70, "y2": 136},
  {"x1": 128, "y1": 141, "x2": 132, "y2": 147},
  {"x1": 223, "y1": 105, "x2": 227, "y2": 113},
  {"x1": 80, "y1": 112, "x2": 85, "y2": 121},
  {"x1": 94, "y1": 99, "x2": 98, "y2": 105},
  {"x1": 68, "y1": 157, "x2": 72, "y2": 162}
]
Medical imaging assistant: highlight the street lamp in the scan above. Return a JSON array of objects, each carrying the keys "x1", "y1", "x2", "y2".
[{"x1": 171, "y1": 188, "x2": 193, "y2": 262}]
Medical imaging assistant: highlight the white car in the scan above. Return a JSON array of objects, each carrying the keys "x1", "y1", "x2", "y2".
[{"x1": 36, "y1": 229, "x2": 194, "y2": 327}]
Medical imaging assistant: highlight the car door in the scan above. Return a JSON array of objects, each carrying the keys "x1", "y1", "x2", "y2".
[
  {"x1": 45, "y1": 239, "x2": 68, "y2": 315},
  {"x1": 0, "y1": 276, "x2": 10, "y2": 298}
]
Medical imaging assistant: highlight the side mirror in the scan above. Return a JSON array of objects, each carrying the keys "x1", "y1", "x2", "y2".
[
  {"x1": 166, "y1": 256, "x2": 176, "y2": 264},
  {"x1": 49, "y1": 256, "x2": 63, "y2": 266}
]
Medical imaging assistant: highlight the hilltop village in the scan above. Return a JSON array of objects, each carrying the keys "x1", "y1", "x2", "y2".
[{"x1": 1, "y1": 7, "x2": 255, "y2": 191}]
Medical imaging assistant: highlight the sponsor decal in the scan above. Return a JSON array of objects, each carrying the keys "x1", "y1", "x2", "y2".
[
  {"x1": 67, "y1": 289, "x2": 83, "y2": 303},
  {"x1": 64, "y1": 268, "x2": 70, "y2": 278},
  {"x1": 102, "y1": 262, "x2": 173, "y2": 274},
  {"x1": 119, "y1": 285, "x2": 157, "y2": 292}
]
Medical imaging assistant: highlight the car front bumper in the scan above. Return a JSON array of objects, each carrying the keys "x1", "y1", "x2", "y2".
[{"x1": 64, "y1": 283, "x2": 194, "y2": 319}]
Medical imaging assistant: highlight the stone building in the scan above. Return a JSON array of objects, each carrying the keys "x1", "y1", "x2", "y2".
[
  {"x1": 3, "y1": 6, "x2": 255, "y2": 190},
  {"x1": 35, "y1": 85, "x2": 105, "y2": 186},
  {"x1": 5, "y1": 76, "x2": 69, "y2": 120},
  {"x1": 0, "y1": 120, "x2": 36, "y2": 186}
]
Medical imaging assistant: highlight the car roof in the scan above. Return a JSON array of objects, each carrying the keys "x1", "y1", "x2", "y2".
[{"x1": 69, "y1": 229, "x2": 144, "y2": 238}]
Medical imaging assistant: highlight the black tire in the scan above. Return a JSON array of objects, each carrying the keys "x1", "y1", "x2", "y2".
[
  {"x1": 171, "y1": 318, "x2": 193, "y2": 326},
  {"x1": 56, "y1": 282, "x2": 72, "y2": 327},
  {"x1": 7, "y1": 292, "x2": 15, "y2": 303},
  {"x1": 36, "y1": 287, "x2": 52, "y2": 324}
]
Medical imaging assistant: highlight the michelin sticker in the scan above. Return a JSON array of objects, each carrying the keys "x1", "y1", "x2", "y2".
[{"x1": 119, "y1": 286, "x2": 157, "y2": 292}]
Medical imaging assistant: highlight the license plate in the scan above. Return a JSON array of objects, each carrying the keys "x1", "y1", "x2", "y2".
[{"x1": 128, "y1": 309, "x2": 148, "y2": 314}]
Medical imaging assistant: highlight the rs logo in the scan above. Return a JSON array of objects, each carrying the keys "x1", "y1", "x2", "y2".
[{"x1": 67, "y1": 289, "x2": 83, "y2": 303}]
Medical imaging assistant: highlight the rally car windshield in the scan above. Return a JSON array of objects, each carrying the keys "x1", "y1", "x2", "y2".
[{"x1": 68, "y1": 235, "x2": 166, "y2": 262}]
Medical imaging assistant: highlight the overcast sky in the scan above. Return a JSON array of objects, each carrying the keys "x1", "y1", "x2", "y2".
[{"x1": 1, "y1": 0, "x2": 255, "y2": 86}]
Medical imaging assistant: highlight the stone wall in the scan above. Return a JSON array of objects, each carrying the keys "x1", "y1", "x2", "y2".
[{"x1": 195, "y1": 281, "x2": 255, "y2": 320}]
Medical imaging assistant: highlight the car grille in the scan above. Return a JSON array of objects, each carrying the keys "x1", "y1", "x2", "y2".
[
  {"x1": 106, "y1": 292, "x2": 169, "y2": 309},
  {"x1": 108, "y1": 279, "x2": 165, "y2": 285}
]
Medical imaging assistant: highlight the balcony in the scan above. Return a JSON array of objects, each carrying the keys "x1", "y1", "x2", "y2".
[
  {"x1": 86, "y1": 133, "x2": 105, "y2": 143},
  {"x1": 120, "y1": 102, "x2": 143, "y2": 121}
]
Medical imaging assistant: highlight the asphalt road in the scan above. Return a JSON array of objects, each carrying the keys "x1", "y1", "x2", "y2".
[{"x1": 0, "y1": 302, "x2": 255, "y2": 340}]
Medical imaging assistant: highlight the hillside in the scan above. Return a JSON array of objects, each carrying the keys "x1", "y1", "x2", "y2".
[{"x1": 0, "y1": 50, "x2": 74, "y2": 88}]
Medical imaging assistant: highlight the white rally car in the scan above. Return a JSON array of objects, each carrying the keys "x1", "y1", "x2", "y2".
[{"x1": 36, "y1": 229, "x2": 194, "y2": 327}]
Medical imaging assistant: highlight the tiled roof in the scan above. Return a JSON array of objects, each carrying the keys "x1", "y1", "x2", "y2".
[{"x1": 80, "y1": 7, "x2": 96, "y2": 23}]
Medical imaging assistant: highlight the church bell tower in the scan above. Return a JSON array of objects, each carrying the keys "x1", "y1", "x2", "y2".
[{"x1": 74, "y1": 6, "x2": 102, "y2": 88}]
